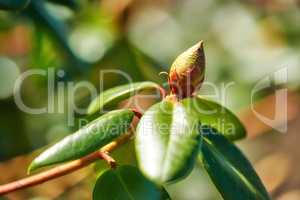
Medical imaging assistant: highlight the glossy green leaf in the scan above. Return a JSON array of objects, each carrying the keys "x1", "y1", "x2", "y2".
[
  {"x1": 135, "y1": 100, "x2": 200, "y2": 183},
  {"x1": 28, "y1": 109, "x2": 134, "y2": 173},
  {"x1": 0, "y1": 0, "x2": 30, "y2": 10},
  {"x1": 182, "y1": 97, "x2": 246, "y2": 141},
  {"x1": 87, "y1": 81, "x2": 161, "y2": 115},
  {"x1": 93, "y1": 165, "x2": 170, "y2": 200},
  {"x1": 199, "y1": 129, "x2": 270, "y2": 200}
]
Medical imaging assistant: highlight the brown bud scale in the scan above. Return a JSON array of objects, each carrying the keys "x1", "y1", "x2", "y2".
[{"x1": 168, "y1": 41, "x2": 205, "y2": 99}]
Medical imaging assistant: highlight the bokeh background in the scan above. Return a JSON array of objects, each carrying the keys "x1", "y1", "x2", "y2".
[{"x1": 0, "y1": 0, "x2": 300, "y2": 199}]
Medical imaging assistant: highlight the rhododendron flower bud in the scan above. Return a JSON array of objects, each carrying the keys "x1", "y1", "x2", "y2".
[{"x1": 168, "y1": 41, "x2": 205, "y2": 99}]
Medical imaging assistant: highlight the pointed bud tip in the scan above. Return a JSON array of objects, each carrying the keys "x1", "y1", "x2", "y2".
[
  {"x1": 199, "y1": 40, "x2": 204, "y2": 51},
  {"x1": 188, "y1": 40, "x2": 204, "y2": 50},
  {"x1": 196, "y1": 40, "x2": 204, "y2": 49},
  {"x1": 188, "y1": 41, "x2": 204, "y2": 58}
]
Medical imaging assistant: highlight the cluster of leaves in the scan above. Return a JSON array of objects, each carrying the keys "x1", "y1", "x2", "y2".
[{"x1": 27, "y1": 42, "x2": 270, "y2": 199}]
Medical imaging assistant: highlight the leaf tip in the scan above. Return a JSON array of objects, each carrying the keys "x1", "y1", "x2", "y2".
[
  {"x1": 27, "y1": 157, "x2": 45, "y2": 174},
  {"x1": 27, "y1": 162, "x2": 37, "y2": 175},
  {"x1": 87, "y1": 100, "x2": 98, "y2": 115}
]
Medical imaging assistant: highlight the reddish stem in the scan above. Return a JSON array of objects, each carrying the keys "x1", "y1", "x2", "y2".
[
  {"x1": 0, "y1": 99, "x2": 145, "y2": 195},
  {"x1": 131, "y1": 108, "x2": 142, "y2": 119},
  {"x1": 157, "y1": 86, "x2": 167, "y2": 99},
  {"x1": 0, "y1": 132, "x2": 133, "y2": 195}
]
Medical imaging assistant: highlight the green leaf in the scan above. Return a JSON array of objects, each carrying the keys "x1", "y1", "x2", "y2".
[
  {"x1": 87, "y1": 81, "x2": 161, "y2": 115},
  {"x1": 0, "y1": 0, "x2": 30, "y2": 10},
  {"x1": 93, "y1": 165, "x2": 170, "y2": 200},
  {"x1": 28, "y1": 109, "x2": 134, "y2": 173},
  {"x1": 199, "y1": 129, "x2": 270, "y2": 200},
  {"x1": 135, "y1": 100, "x2": 200, "y2": 183},
  {"x1": 182, "y1": 97, "x2": 246, "y2": 141}
]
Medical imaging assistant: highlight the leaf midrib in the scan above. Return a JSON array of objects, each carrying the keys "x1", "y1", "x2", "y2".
[
  {"x1": 160, "y1": 105, "x2": 175, "y2": 181},
  {"x1": 115, "y1": 171, "x2": 135, "y2": 200},
  {"x1": 203, "y1": 137, "x2": 267, "y2": 200},
  {"x1": 100, "y1": 82, "x2": 158, "y2": 111}
]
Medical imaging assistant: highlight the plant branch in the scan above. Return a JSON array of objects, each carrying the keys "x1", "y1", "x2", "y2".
[
  {"x1": 0, "y1": 108, "x2": 142, "y2": 195},
  {"x1": 0, "y1": 130, "x2": 134, "y2": 195},
  {"x1": 157, "y1": 86, "x2": 167, "y2": 99},
  {"x1": 0, "y1": 109, "x2": 143, "y2": 195}
]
